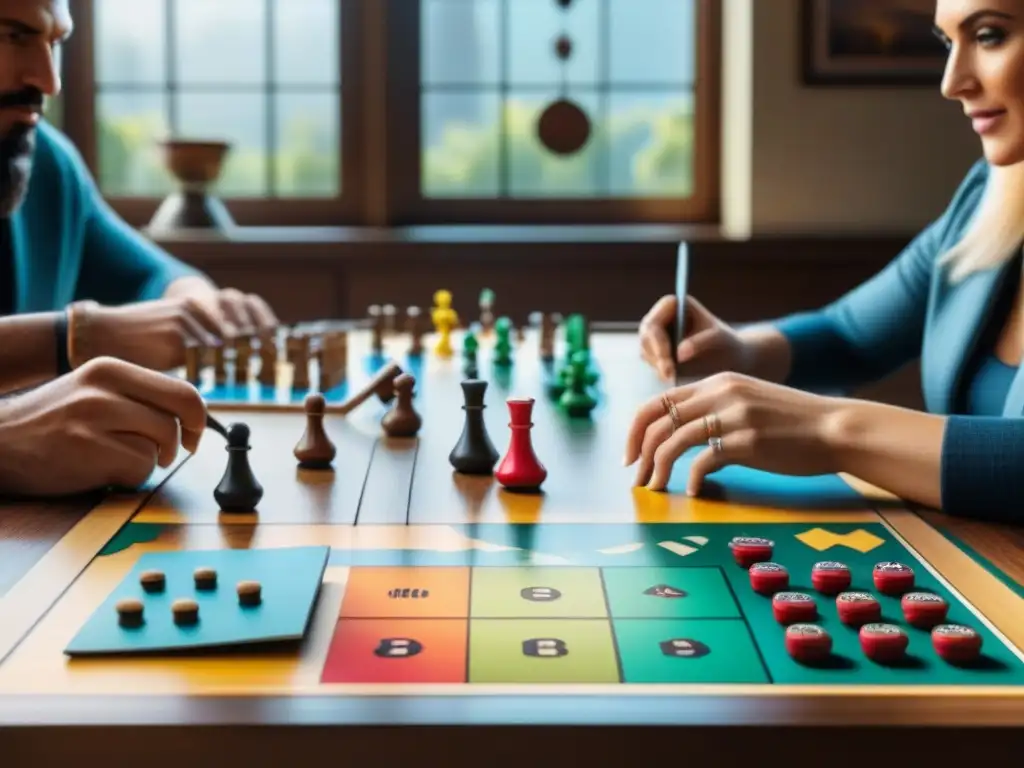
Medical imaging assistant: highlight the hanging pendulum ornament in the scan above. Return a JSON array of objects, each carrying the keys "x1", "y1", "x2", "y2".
[{"x1": 537, "y1": 0, "x2": 591, "y2": 156}]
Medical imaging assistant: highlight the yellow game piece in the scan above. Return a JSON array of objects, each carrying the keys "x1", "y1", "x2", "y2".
[{"x1": 431, "y1": 289, "x2": 458, "y2": 357}]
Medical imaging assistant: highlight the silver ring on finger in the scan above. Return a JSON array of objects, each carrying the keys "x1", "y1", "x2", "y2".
[{"x1": 709, "y1": 436, "x2": 724, "y2": 453}]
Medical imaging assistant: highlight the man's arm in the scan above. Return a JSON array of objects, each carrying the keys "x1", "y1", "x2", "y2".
[{"x1": 0, "y1": 312, "x2": 63, "y2": 394}]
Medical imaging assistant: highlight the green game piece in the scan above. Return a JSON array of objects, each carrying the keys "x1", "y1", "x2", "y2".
[
  {"x1": 468, "y1": 619, "x2": 619, "y2": 683},
  {"x1": 558, "y1": 350, "x2": 597, "y2": 417},
  {"x1": 493, "y1": 316, "x2": 513, "y2": 366},
  {"x1": 470, "y1": 567, "x2": 607, "y2": 618},
  {"x1": 479, "y1": 288, "x2": 494, "y2": 306},
  {"x1": 601, "y1": 566, "x2": 741, "y2": 619},
  {"x1": 614, "y1": 618, "x2": 768, "y2": 684},
  {"x1": 462, "y1": 330, "x2": 479, "y2": 359}
]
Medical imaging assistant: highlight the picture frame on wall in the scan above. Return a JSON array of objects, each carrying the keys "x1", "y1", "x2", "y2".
[{"x1": 802, "y1": 0, "x2": 948, "y2": 86}]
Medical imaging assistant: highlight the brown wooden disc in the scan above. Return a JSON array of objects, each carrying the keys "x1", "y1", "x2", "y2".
[{"x1": 536, "y1": 98, "x2": 591, "y2": 156}]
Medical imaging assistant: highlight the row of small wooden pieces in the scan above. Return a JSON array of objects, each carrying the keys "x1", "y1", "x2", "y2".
[{"x1": 116, "y1": 568, "x2": 262, "y2": 627}]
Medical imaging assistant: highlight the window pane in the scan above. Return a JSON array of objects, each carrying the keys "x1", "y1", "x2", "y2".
[
  {"x1": 175, "y1": 92, "x2": 268, "y2": 197},
  {"x1": 422, "y1": 0, "x2": 501, "y2": 85},
  {"x1": 275, "y1": 92, "x2": 340, "y2": 196},
  {"x1": 275, "y1": 0, "x2": 339, "y2": 85},
  {"x1": 96, "y1": 0, "x2": 167, "y2": 84},
  {"x1": 508, "y1": 0, "x2": 599, "y2": 87},
  {"x1": 422, "y1": 91, "x2": 502, "y2": 197},
  {"x1": 97, "y1": 92, "x2": 172, "y2": 196},
  {"x1": 609, "y1": 0, "x2": 696, "y2": 85},
  {"x1": 607, "y1": 92, "x2": 693, "y2": 197},
  {"x1": 507, "y1": 92, "x2": 600, "y2": 197},
  {"x1": 175, "y1": 0, "x2": 266, "y2": 85}
]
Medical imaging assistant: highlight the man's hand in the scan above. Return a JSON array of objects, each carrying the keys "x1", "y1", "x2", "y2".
[
  {"x1": 164, "y1": 277, "x2": 279, "y2": 339},
  {"x1": 0, "y1": 357, "x2": 207, "y2": 496}
]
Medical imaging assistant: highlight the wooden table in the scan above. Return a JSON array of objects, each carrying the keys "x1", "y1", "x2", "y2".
[{"x1": 2, "y1": 329, "x2": 1024, "y2": 765}]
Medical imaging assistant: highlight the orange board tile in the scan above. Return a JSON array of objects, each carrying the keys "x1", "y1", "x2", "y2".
[
  {"x1": 339, "y1": 566, "x2": 471, "y2": 618},
  {"x1": 321, "y1": 618, "x2": 468, "y2": 683}
]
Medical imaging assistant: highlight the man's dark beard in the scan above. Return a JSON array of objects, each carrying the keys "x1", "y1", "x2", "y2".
[{"x1": 0, "y1": 88, "x2": 43, "y2": 217}]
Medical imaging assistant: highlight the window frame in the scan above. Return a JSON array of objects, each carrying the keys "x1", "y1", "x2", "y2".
[{"x1": 61, "y1": 0, "x2": 720, "y2": 228}]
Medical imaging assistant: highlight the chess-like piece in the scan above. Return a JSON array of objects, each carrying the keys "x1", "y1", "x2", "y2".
[
  {"x1": 381, "y1": 373, "x2": 421, "y2": 437},
  {"x1": 368, "y1": 304, "x2": 384, "y2": 356},
  {"x1": 558, "y1": 350, "x2": 597, "y2": 418},
  {"x1": 495, "y1": 397, "x2": 546, "y2": 491},
  {"x1": 294, "y1": 393, "x2": 336, "y2": 469},
  {"x1": 431, "y1": 289, "x2": 458, "y2": 357},
  {"x1": 406, "y1": 306, "x2": 424, "y2": 357},
  {"x1": 450, "y1": 379, "x2": 500, "y2": 474},
  {"x1": 214, "y1": 422, "x2": 264, "y2": 513}
]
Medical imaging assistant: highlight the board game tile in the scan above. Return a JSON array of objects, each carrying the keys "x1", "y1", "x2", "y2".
[
  {"x1": 468, "y1": 619, "x2": 619, "y2": 683},
  {"x1": 469, "y1": 567, "x2": 607, "y2": 618},
  {"x1": 612, "y1": 618, "x2": 768, "y2": 684},
  {"x1": 601, "y1": 567, "x2": 741, "y2": 619},
  {"x1": 339, "y1": 566, "x2": 470, "y2": 619},
  {"x1": 321, "y1": 619, "x2": 468, "y2": 683}
]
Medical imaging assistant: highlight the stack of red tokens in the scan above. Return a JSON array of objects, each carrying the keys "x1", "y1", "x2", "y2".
[
  {"x1": 932, "y1": 624, "x2": 983, "y2": 663},
  {"x1": 772, "y1": 591, "x2": 817, "y2": 624},
  {"x1": 810, "y1": 561, "x2": 851, "y2": 595},
  {"x1": 729, "y1": 537, "x2": 774, "y2": 568},
  {"x1": 901, "y1": 592, "x2": 949, "y2": 629},
  {"x1": 749, "y1": 562, "x2": 789, "y2": 595},
  {"x1": 859, "y1": 623, "x2": 909, "y2": 663},
  {"x1": 872, "y1": 561, "x2": 915, "y2": 595},
  {"x1": 836, "y1": 591, "x2": 882, "y2": 627},
  {"x1": 785, "y1": 624, "x2": 832, "y2": 663}
]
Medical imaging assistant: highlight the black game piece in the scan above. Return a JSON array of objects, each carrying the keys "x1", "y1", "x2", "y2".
[
  {"x1": 214, "y1": 422, "x2": 264, "y2": 513},
  {"x1": 449, "y1": 379, "x2": 500, "y2": 474}
]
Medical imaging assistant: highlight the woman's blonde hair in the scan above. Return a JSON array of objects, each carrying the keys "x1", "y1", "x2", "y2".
[{"x1": 939, "y1": 161, "x2": 1024, "y2": 283}]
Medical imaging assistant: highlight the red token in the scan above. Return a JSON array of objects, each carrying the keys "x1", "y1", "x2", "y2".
[
  {"x1": 749, "y1": 562, "x2": 789, "y2": 595},
  {"x1": 785, "y1": 624, "x2": 832, "y2": 664},
  {"x1": 859, "y1": 623, "x2": 909, "y2": 663},
  {"x1": 811, "y1": 561, "x2": 851, "y2": 595},
  {"x1": 932, "y1": 624, "x2": 983, "y2": 664},
  {"x1": 772, "y1": 591, "x2": 817, "y2": 624},
  {"x1": 729, "y1": 536, "x2": 774, "y2": 568},
  {"x1": 872, "y1": 561, "x2": 914, "y2": 595},
  {"x1": 901, "y1": 592, "x2": 949, "y2": 629},
  {"x1": 836, "y1": 591, "x2": 882, "y2": 627}
]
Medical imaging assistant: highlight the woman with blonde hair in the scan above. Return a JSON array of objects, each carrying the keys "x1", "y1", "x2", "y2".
[{"x1": 627, "y1": 0, "x2": 1024, "y2": 522}]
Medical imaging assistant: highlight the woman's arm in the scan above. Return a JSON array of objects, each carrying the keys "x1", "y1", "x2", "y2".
[
  {"x1": 0, "y1": 312, "x2": 63, "y2": 394},
  {"x1": 823, "y1": 398, "x2": 1024, "y2": 523}
]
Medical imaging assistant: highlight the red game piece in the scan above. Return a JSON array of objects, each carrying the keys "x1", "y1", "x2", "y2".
[
  {"x1": 728, "y1": 536, "x2": 774, "y2": 568},
  {"x1": 495, "y1": 397, "x2": 547, "y2": 490},
  {"x1": 872, "y1": 561, "x2": 914, "y2": 595},
  {"x1": 901, "y1": 592, "x2": 949, "y2": 629},
  {"x1": 811, "y1": 561, "x2": 851, "y2": 595},
  {"x1": 859, "y1": 623, "x2": 909, "y2": 663},
  {"x1": 785, "y1": 624, "x2": 832, "y2": 663},
  {"x1": 749, "y1": 562, "x2": 789, "y2": 595},
  {"x1": 836, "y1": 591, "x2": 882, "y2": 627},
  {"x1": 772, "y1": 591, "x2": 817, "y2": 624},
  {"x1": 931, "y1": 624, "x2": 983, "y2": 664}
]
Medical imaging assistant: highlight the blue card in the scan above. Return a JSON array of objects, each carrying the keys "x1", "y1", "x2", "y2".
[{"x1": 65, "y1": 546, "x2": 330, "y2": 656}]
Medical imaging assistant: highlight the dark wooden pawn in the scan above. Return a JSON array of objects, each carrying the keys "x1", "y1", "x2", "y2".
[
  {"x1": 381, "y1": 373, "x2": 421, "y2": 437},
  {"x1": 294, "y1": 392, "x2": 336, "y2": 469},
  {"x1": 449, "y1": 379, "x2": 499, "y2": 474},
  {"x1": 214, "y1": 422, "x2": 264, "y2": 513}
]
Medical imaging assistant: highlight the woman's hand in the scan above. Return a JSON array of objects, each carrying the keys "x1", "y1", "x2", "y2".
[{"x1": 624, "y1": 371, "x2": 843, "y2": 494}]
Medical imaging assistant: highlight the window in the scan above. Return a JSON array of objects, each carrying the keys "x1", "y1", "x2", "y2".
[{"x1": 62, "y1": 0, "x2": 719, "y2": 226}]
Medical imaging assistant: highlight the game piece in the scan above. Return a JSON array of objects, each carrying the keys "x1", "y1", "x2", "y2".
[
  {"x1": 406, "y1": 306, "x2": 424, "y2": 356},
  {"x1": 493, "y1": 317, "x2": 513, "y2": 366},
  {"x1": 836, "y1": 591, "x2": 882, "y2": 627},
  {"x1": 329, "y1": 361, "x2": 401, "y2": 415},
  {"x1": 495, "y1": 396, "x2": 547, "y2": 491},
  {"x1": 558, "y1": 349, "x2": 597, "y2": 417},
  {"x1": 368, "y1": 304, "x2": 384, "y2": 356},
  {"x1": 463, "y1": 329, "x2": 479, "y2": 363},
  {"x1": 257, "y1": 332, "x2": 277, "y2": 386},
  {"x1": 932, "y1": 624, "x2": 982, "y2": 663},
  {"x1": 294, "y1": 393, "x2": 337, "y2": 469},
  {"x1": 539, "y1": 312, "x2": 556, "y2": 361},
  {"x1": 431, "y1": 289, "x2": 458, "y2": 357},
  {"x1": 381, "y1": 373, "x2": 421, "y2": 437},
  {"x1": 728, "y1": 536, "x2": 774, "y2": 568},
  {"x1": 287, "y1": 333, "x2": 311, "y2": 390},
  {"x1": 748, "y1": 562, "x2": 789, "y2": 595},
  {"x1": 237, "y1": 580, "x2": 262, "y2": 607},
  {"x1": 382, "y1": 304, "x2": 397, "y2": 333},
  {"x1": 172, "y1": 598, "x2": 199, "y2": 626},
  {"x1": 213, "y1": 422, "x2": 265, "y2": 514},
  {"x1": 194, "y1": 567, "x2": 217, "y2": 590},
  {"x1": 479, "y1": 288, "x2": 495, "y2": 333},
  {"x1": 116, "y1": 598, "x2": 144, "y2": 628},
  {"x1": 901, "y1": 592, "x2": 949, "y2": 628},
  {"x1": 771, "y1": 591, "x2": 817, "y2": 624},
  {"x1": 184, "y1": 344, "x2": 201, "y2": 385},
  {"x1": 859, "y1": 623, "x2": 909, "y2": 663},
  {"x1": 810, "y1": 561, "x2": 851, "y2": 595},
  {"x1": 449, "y1": 379, "x2": 500, "y2": 474},
  {"x1": 873, "y1": 561, "x2": 914, "y2": 595},
  {"x1": 785, "y1": 624, "x2": 832, "y2": 663},
  {"x1": 139, "y1": 570, "x2": 165, "y2": 593}
]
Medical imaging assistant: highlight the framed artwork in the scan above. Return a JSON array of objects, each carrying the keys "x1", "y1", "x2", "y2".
[{"x1": 802, "y1": 0, "x2": 948, "y2": 86}]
